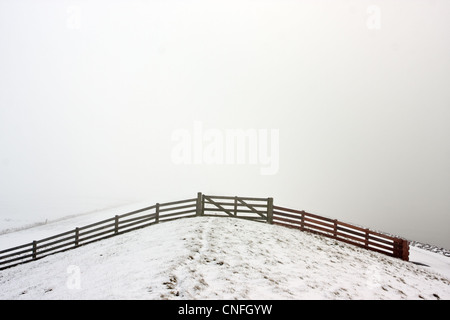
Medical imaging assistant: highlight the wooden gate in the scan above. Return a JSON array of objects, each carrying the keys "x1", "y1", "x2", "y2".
[{"x1": 201, "y1": 194, "x2": 271, "y2": 222}]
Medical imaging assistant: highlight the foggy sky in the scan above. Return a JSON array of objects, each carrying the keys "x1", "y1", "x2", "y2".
[{"x1": 0, "y1": 0, "x2": 449, "y2": 249}]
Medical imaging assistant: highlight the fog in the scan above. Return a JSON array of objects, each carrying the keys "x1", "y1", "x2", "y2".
[{"x1": 0, "y1": 0, "x2": 449, "y2": 249}]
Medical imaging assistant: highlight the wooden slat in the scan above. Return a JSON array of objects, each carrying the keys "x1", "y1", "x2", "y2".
[
  {"x1": 366, "y1": 241, "x2": 395, "y2": 253},
  {"x1": 201, "y1": 212, "x2": 232, "y2": 217},
  {"x1": 234, "y1": 209, "x2": 267, "y2": 215},
  {"x1": 78, "y1": 222, "x2": 116, "y2": 237},
  {"x1": 159, "y1": 198, "x2": 196, "y2": 207},
  {"x1": 79, "y1": 221, "x2": 161, "y2": 248},
  {"x1": 118, "y1": 205, "x2": 156, "y2": 219},
  {"x1": 237, "y1": 198, "x2": 267, "y2": 218},
  {"x1": 205, "y1": 200, "x2": 234, "y2": 211},
  {"x1": 273, "y1": 210, "x2": 303, "y2": 221},
  {"x1": 35, "y1": 240, "x2": 77, "y2": 256},
  {"x1": 337, "y1": 220, "x2": 396, "y2": 241},
  {"x1": 274, "y1": 216, "x2": 395, "y2": 254},
  {"x1": 303, "y1": 216, "x2": 334, "y2": 229},
  {"x1": 115, "y1": 221, "x2": 158, "y2": 235},
  {"x1": 231, "y1": 215, "x2": 267, "y2": 222},
  {"x1": 0, "y1": 246, "x2": 33, "y2": 260},
  {"x1": 273, "y1": 221, "x2": 395, "y2": 256},
  {"x1": 119, "y1": 213, "x2": 156, "y2": 225},
  {"x1": 36, "y1": 234, "x2": 75, "y2": 250},
  {"x1": 202, "y1": 195, "x2": 236, "y2": 200},
  {"x1": 335, "y1": 227, "x2": 394, "y2": 252},
  {"x1": 160, "y1": 210, "x2": 196, "y2": 222},
  {"x1": 204, "y1": 196, "x2": 234, "y2": 216},
  {"x1": 303, "y1": 211, "x2": 335, "y2": 223},
  {"x1": 275, "y1": 207, "x2": 399, "y2": 250},
  {"x1": 202, "y1": 201, "x2": 267, "y2": 208},
  {"x1": 276, "y1": 216, "x2": 334, "y2": 235},
  {"x1": 206, "y1": 195, "x2": 268, "y2": 202},
  {"x1": 335, "y1": 231, "x2": 395, "y2": 253},
  {"x1": 302, "y1": 221, "x2": 334, "y2": 234},
  {"x1": 237, "y1": 197, "x2": 268, "y2": 202},
  {"x1": 77, "y1": 217, "x2": 116, "y2": 232},
  {"x1": 236, "y1": 203, "x2": 268, "y2": 208},
  {"x1": 336, "y1": 225, "x2": 366, "y2": 240},
  {"x1": 118, "y1": 215, "x2": 156, "y2": 231},
  {"x1": 159, "y1": 203, "x2": 196, "y2": 213},
  {"x1": 0, "y1": 252, "x2": 35, "y2": 266},
  {"x1": 334, "y1": 234, "x2": 394, "y2": 256},
  {"x1": 367, "y1": 234, "x2": 395, "y2": 247},
  {"x1": 0, "y1": 242, "x2": 33, "y2": 255},
  {"x1": 203, "y1": 208, "x2": 236, "y2": 213},
  {"x1": 35, "y1": 229, "x2": 77, "y2": 244},
  {"x1": 203, "y1": 201, "x2": 234, "y2": 207},
  {"x1": 335, "y1": 232, "x2": 367, "y2": 246},
  {"x1": 159, "y1": 209, "x2": 197, "y2": 220},
  {"x1": 273, "y1": 215, "x2": 302, "y2": 226},
  {"x1": 0, "y1": 262, "x2": 24, "y2": 270},
  {"x1": 205, "y1": 207, "x2": 267, "y2": 215},
  {"x1": 79, "y1": 228, "x2": 116, "y2": 243},
  {"x1": 202, "y1": 214, "x2": 266, "y2": 221},
  {"x1": 273, "y1": 206, "x2": 305, "y2": 215},
  {"x1": 274, "y1": 206, "x2": 335, "y2": 223}
]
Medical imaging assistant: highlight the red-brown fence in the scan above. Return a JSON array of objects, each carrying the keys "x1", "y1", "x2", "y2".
[
  {"x1": 272, "y1": 206, "x2": 409, "y2": 260},
  {"x1": 0, "y1": 192, "x2": 409, "y2": 270}
]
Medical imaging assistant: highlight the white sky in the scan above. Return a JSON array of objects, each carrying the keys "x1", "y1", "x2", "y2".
[{"x1": 0, "y1": 0, "x2": 449, "y2": 248}]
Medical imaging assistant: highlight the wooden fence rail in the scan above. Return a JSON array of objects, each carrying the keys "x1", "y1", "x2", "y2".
[
  {"x1": 0, "y1": 197, "x2": 198, "y2": 270},
  {"x1": 202, "y1": 195, "x2": 269, "y2": 222},
  {"x1": 272, "y1": 206, "x2": 409, "y2": 260},
  {"x1": 0, "y1": 192, "x2": 409, "y2": 270}
]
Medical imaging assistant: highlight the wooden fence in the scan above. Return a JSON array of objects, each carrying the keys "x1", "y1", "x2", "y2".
[
  {"x1": 202, "y1": 194, "x2": 269, "y2": 222},
  {"x1": 0, "y1": 192, "x2": 409, "y2": 270},
  {"x1": 272, "y1": 206, "x2": 409, "y2": 261}
]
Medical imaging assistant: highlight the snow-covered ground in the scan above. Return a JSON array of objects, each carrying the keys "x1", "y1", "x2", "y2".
[
  {"x1": 0, "y1": 213, "x2": 449, "y2": 300},
  {"x1": 0, "y1": 196, "x2": 141, "y2": 236}
]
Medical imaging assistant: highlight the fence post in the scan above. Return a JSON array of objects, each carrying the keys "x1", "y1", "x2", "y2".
[
  {"x1": 196, "y1": 192, "x2": 203, "y2": 216},
  {"x1": 396, "y1": 239, "x2": 407, "y2": 259},
  {"x1": 402, "y1": 240, "x2": 409, "y2": 261},
  {"x1": 267, "y1": 197, "x2": 274, "y2": 224},
  {"x1": 300, "y1": 211, "x2": 305, "y2": 231},
  {"x1": 234, "y1": 196, "x2": 238, "y2": 216},
  {"x1": 201, "y1": 193, "x2": 205, "y2": 216},
  {"x1": 32, "y1": 241, "x2": 37, "y2": 260},
  {"x1": 365, "y1": 229, "x2": 370, "y2": 249},
  {"x1": 393, "y1": 239, "x2": 401, "y2": 258},
  {"x1": 333, "y1": 220, "x2": 338, "y2": 238},
  {"x1": 75, "y1": 227, "x2": 79, "y2": 247},
  {"x1": 156, "y1": 203, "x2": 160, "y2": 223},
  {"x1": 114, "y1": 215, "x2": 119, "y2": 234}
]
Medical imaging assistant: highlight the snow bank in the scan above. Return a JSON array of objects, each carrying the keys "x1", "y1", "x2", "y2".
[{"x1": 0, "y1": 217, "x2": 448, "y2": 300}]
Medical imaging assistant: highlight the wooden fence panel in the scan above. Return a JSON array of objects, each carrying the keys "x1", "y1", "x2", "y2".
[
  {"x1": 272, "y1": 205, "x2": 408, "y2": 260},
  {"x1": 203, "y1": 195, "x2": 269, "y2": 221},
  {"x1": 0, "y1": 198, "x2": 191, "y2": 270},
  {"x1": 0, "y1": 192, "x2": 410, "y2": 270}
]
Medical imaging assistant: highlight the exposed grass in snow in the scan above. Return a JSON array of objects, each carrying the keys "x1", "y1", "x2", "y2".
[{"x1": 0, "y1": 217, "x2": 449, "y2": 300}]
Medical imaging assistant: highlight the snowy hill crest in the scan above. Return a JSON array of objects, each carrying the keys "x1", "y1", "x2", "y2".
[
  {"x1": 0, "y1": 193, "x2": 412, "y2": 271},
  {"x1": 0, "y1": 217, "x2": 449, "y2": 300}
]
